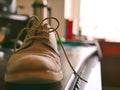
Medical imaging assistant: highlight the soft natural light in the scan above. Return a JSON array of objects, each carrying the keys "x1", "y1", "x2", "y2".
[{"x1": 80, "y1": 0, "x2": 120, "y2": 42}]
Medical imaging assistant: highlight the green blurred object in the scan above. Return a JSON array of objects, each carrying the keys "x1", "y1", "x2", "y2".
[
  {"x1": 57, "y1": 37, "x2": 66, "y2": 44},
  {"x1": 1, "y1": 39, "x2": 22, "y2": 49}
]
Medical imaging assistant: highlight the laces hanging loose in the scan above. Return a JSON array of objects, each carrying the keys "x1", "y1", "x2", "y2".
[{"x1": 14, "y1": 16, "x2": 87, "y2": 83}]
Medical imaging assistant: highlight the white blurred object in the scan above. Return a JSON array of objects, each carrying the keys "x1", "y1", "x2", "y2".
[
  {"x1": 0, "y1": 51, "x2": 4, "y2": 59},
  {"x1": 64, "y1": 0, "x2": 80, "y2": 20}
]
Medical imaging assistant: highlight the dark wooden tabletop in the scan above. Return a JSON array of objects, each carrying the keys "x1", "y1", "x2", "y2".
[{"x1": 0, "y1": 45, "x2": 97, "y2": 90}]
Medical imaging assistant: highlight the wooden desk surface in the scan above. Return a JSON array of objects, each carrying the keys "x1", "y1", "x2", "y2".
[{"x1": 0, "y1": 45, "x2": 97, "y2": 90}]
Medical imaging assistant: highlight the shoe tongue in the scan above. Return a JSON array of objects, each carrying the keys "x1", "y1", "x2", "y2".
[
  {"x1": 16, "y1": 24, "x2": 58, "y2": 53},
  {"x1": 16, "y1": 29, "x2": 50, "y2": 51},
  {"x1": 35, "y1": 30, "x2": 49, "y2": 37}
]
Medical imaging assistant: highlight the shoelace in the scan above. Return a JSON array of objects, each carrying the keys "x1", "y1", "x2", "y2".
[{"x1": 14, "y1": 16, "x2": 87, "y2": 83}]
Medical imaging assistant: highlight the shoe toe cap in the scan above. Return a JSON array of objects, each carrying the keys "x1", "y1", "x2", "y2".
[{"x1": 7, "y1": 54, "x2": 61, "y2": 73}]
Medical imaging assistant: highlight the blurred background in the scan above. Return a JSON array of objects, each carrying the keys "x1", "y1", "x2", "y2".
[
  {"x1": 0, "y1": 0, "x2": 65, "y2": 49},
  {"x1": 0, "y1": 0, "x2": 120, "y2": 48}
]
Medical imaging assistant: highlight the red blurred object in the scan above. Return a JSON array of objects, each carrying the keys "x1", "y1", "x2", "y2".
[
  {"x1": 99, "y1": 41, "x2": 120, "y2": 87},
  {"x1": 99, "y1": 41, "x2": 120, "y2": 56},
  {"x1": 66, "y1": 20, "x2": 73, "y2": 39}
]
